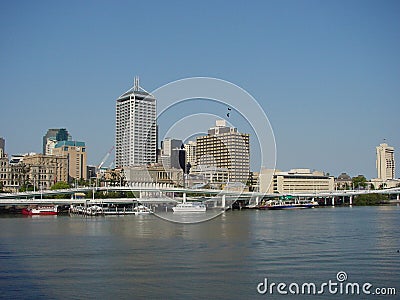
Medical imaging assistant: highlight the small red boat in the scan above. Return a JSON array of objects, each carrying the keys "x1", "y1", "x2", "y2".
[{"x1": 22, "y1": 205, "x2": 58, "y2": 216}]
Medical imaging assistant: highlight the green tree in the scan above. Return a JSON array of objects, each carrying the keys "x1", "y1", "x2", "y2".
[
  {"x1": 51, "y1": 181, "x2": 70, "y2": 190},
  {"x1": 354, "y1": 193, "x2": 389, "y2": 206},
  {"x1": 352, "y1": 175, "x2": 368, "y2": 189},
  {"x1": 19, "y1": 184, "x2": 34, "y2": 192},
  {"x1": 19, "y1": 163, "x2": 30, "y2": 188},
  {"x1": 50, "y1": 181, "x2": 71, "y2": 199},
  {"x1": 14, "y1": 163, "x2": 31, "y2": 192}
]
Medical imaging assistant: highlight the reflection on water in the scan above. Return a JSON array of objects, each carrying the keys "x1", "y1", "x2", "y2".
[
  {"x1": 155, "y1": 210, "x2": 225, "y2": 224},
  {"x1": 0, "y1": 206, "x2": 399, "y2": 299}
]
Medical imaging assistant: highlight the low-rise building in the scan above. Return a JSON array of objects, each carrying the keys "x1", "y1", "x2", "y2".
[
  {"x1": 1, "y1": 153, "x2": 68, "y2": 192},
  {"x1": 0, "y1": 153, "x2": 18, "y2": 192},
  {"x1": 335, "y1": 173, "x2": 352, "y2": 190},
  {"x1": 259, "y1": 168, "x2": 334, "y2": 194},
  {"x1": 123, "y1": 165, "x2": 180, "y2": 187},
  {"x1": 370, "y1": 178, "x2": 400, "y2": 189},
  {"x1": 191, "y1": 165, "x2": 229, "y2": 186},
  {"x1": 22, "y1": 154, "x2": 68, "y2": 190}
]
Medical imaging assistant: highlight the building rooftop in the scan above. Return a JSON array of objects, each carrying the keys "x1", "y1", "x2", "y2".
[
  {"x1": 119, "y1": 89, "x2": 153, "y2": 98},
  {"x1": 337, "y1": 173, "x2": 351, "y2": 181},
  {"x1": 117, "y1": 76, "x2": 155, "y2": 100},
  {"x1": 55, "y1": 141, "x2": 85, "y2": 148}
]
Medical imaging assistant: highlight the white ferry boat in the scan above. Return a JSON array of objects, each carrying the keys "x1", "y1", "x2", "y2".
[
  {"x1": 133, "y1": 205, "x2": 152, "y2": 215},
  {"x1": 172, "y1": 202, "x2": 206, "y2": 213},
  {"x1": 259, "y1": 199, "x2": 318, "y2": 210}
]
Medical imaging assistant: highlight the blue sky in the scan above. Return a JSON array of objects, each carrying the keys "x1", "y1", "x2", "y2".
[{"x1": 0, "y1": 0, "x2": 399, "y2": 179}]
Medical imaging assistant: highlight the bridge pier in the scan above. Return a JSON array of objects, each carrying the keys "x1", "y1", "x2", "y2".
[
  {"x1": 397, "y1": 194, "x2": 399, "y2": 201},
  {"x1": 183, "y1": 192, "x2": 187, "y2": 203},
  {"x1": 222, "y1": 194, "x2": 226, "y2": 209},
  {"x1": 349, "y1": 195, "x2": 353, "y2": 206},
  {"x1": 331, "y1": 197, "x2": 335, "y2": 207}
]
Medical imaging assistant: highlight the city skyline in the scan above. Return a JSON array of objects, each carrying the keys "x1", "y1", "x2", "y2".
[{"x1": 0, "y1": 1, "x2": 399, "y2": 179}]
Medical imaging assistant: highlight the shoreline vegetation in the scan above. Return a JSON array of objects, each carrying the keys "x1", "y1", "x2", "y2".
[{"x1": 352, "y1": 193, "x2": 392, "y2": 206}]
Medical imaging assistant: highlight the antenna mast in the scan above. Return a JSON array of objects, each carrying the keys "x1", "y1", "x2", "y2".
[{"x1": 134, "y1": 76, "x2": 140, "y2": 91}]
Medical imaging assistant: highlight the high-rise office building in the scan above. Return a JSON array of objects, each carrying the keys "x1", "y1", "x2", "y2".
[
  {"x1": 196, "y1": 120, "x2": 250, "y2": 183},
  {"x1": 115, "y1": 77, "x2": 157, "y2": 167},
  {"x1": 161, "y1": 138, "x2": 182, "y2": 169},
  {"x1": 53, "y1": 141, "x2": 87, "y2": 182},
  {"x1": 376, "y1": 142, "x2": 395, "y2": 181},
  {"x1": 43, "y1": 128, "x2": 71, "y2": 155},
  {"x1": 184, "y1": 141, "x2": 197, "y2": 168}
]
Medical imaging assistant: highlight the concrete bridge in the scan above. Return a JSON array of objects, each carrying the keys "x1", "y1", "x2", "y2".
[{"x1": 0, "y1": 186, "x2": 399, "y2": 207}]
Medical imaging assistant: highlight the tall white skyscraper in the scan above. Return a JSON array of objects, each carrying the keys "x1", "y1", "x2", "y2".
[
  {"x1": 376, "y1": 142, "x2": 395, "y2": 181},
  {"x1": 115, "y1": 77, "x2": 156, "y2": 167}
]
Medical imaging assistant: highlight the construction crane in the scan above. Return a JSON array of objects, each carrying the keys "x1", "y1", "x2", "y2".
[{"x1": 98, "y1": 146, "x2": 115, "y2": 170}]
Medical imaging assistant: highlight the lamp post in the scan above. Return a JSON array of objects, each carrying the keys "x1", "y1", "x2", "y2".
[
  {"x1": 33, "y1": 169, "x2": 36, "y2": 193},
  {"x1": 89, "y1": 170, "x2": 92, "y2": 187}
]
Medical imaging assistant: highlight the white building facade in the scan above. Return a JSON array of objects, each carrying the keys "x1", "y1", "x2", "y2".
[
  {"x1": 115, "y1": 78, "x2": 157, "y2": 167},
  {"x1": 376, "y1": 143, "x2": 395, "y2": 181},
  {"x1": 259, "y1": 168, "x2": 334, "y2": 194}
]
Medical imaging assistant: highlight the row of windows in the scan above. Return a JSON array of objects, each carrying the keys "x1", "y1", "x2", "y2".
[
  {"x1": 2, "y1": 180, "x2": 53, "y2": 187},
  {"x1": 197, "y1": 148, "x2": 249, "y2": 152}
]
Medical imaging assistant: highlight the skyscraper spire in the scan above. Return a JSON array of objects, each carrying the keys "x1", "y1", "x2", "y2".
[{"x1": 134, "y1": 76, "x2": 140, "y2": 91}]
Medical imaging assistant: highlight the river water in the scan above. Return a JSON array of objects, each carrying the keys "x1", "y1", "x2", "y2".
[{"x1": 1, "y1": 206, "x2": 399, "y2": 299}]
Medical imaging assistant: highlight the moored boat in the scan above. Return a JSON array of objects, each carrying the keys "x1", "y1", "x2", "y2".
[
  {"x1": 133, "y1": 205, "x2": 152, "y2": 215},
  {"x1": 259, "y1": 199, "x2": 318, "y2": 210},
  {"x1": 172, "y1": 202, "x2": 206, "y2": 213},
  {"x1": 22, "y1": 205, "x2": 58, "y2": 216}
]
